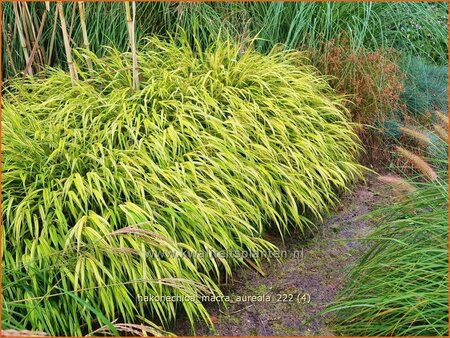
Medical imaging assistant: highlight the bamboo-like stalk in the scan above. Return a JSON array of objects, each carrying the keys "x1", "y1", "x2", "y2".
[
  {"x1": 47, "y1": 5, "x2": 59, "y2": 65},
  {"x1": 13, "y1": 2, "x2": 33, "y2": 75},
  {"x1": 22, "y1": 2, "x2": 44, "y2": 65},
  {"x1": 68, "y1": 2, "x2": 77, "y2": 38},
  {"x1": 125, "y1": 1, "x2": 139, "y2": 90},
  {"x1": 18, "y1": 2, "x2": 33, "y2": 58},
  {"x1": 23, "y1": 10, "x2": 47, "y2": 78},
  {"x1": 132, "y1": 2, "x2": 139, "y2": 90},
  {"x1": 78, "y1": 1, "x2": 93, "y2": 73},
  {"x1": 22, "y1": 3, "x2": 37, "y2": 39},
  {"x1": 57, "y1": 1, "x2": 78, "y2": 84}
]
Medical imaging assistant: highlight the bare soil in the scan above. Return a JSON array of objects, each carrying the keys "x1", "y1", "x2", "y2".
[{"x1": 173, "y1": 176, "x2": 391, "y2": 336}]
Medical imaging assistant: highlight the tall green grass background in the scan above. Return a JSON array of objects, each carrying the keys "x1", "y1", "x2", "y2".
[
  {"x1": 1, "y1": 1, "x2": 448, "y2": 336},
  {"x1": 2, "y1": 1, "x2": 448, "y2": 78}
]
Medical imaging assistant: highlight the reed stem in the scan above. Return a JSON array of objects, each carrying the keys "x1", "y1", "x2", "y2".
[
  {"x1": 18, "y1": 3, "x2": 33, "y2": 58},
  {"x1": 22, "y1": 2, "x2": 44, "y2": 64},
  {"x1": 125, "y1": 1, "x2": 139, "y2": 90},
  {"x1": 78, "y1": 1, "x2": 93, "y2": 73},
  {"x1": 23, "y1": 10, "x2": 47, "y2": 78},
  {"x1": 13, "y1": 2, "x2": 32, "y2": 75},
  {"x1": 47, "y1": 5, "x2": 59, "y2": 65},
  {"x1": 57, "y1": 1, "x2": 78, "y2": 84}
]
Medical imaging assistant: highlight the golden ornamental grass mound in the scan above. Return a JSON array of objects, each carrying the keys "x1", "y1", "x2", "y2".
[{"x1": 2, "y1": 36, "x2": 362, "y2": 335}]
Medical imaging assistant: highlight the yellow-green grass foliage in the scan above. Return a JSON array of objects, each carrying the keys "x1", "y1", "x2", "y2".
[{"x1": 2, "y1": 36, "x2": 362, "y2": 335}]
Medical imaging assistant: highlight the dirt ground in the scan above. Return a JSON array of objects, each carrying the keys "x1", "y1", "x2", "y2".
[{"x1": 173, "y1": 175, "x2": 391, "y2": 336}]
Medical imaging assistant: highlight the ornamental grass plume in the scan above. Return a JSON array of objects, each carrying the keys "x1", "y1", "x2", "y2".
[
  {"x1": 434, "y1": 124, "x2": 448, "y2": 141},
  {"x1": 377, "y1": 175, "x2": 417, "y2": 194},
  {"x1": 395, "y1": 146, "x2": 438, "y2": 181},
  {"x1": 399, "y1": 126, "x2": 430, "y2": 146},
  {"x1": 325, "y1": 127, "x2": 448, "y2": 336},
  {"x1": 435, "y1": 110, "x2": 448, "y2": 129}
]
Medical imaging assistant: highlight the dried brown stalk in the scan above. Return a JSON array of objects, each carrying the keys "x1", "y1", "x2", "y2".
[
  {"x1": 47, "y1": 5, "x2": 59, "y2": 65},
  {"x1": 57, "y1": 1, "x2": 78, "y2": 84},
  {"x1": 23, "y1": 10, "x2": 47, "y2": 78},
  {"x1": 18, "y1": 2, "x2": 33, "y2": 58},
  {"x1": 125, "y1": 1, "x2": 139, "y2": 90},
  {"x1": 78, "y1": 1, "x2": 93, "y2": 73},
  {"x1": 68, "y1": 2, "x2": 77, "y2": 38},
  {"x1": 13, "y1": 2, "x2": 32, "y2": 75},
  {"x1": 22, "y1": 2, "x2": 45, "y2": 65}
]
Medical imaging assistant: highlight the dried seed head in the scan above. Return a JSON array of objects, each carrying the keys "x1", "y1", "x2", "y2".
[
  {"x1": 396, "y1": 146, "x2": 438, "y2": 181},
  {"x1": 377, "y1": 175, "x2": 416, "y2": 193},
  {"x1": 399, "y1": 126, "x2": 430, "y2": 145},
  {"x1": 435, "y1": 111, "x2": 448, "y2": 129},
  {"x1": 1, "y1": 330, "x2": 48, "y2": 336},
  {"x1": 434, "y1": 124, "x2": 448, "y2": 143}
]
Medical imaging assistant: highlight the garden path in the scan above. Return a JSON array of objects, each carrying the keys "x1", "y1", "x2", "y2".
[{"x1": 174, "y1": 176, "x2": 391, "y2": 336}]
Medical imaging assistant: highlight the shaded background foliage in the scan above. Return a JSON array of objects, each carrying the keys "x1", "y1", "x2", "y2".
[{"x1": 2, "y1": 1, "x2": 448, "y2": 78}]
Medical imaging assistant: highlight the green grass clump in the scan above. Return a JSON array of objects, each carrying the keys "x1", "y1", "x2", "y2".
[
  {"x1": 245, "y1": 1, "x2": 448, "y2": 64},
  {"x1": 325, "y1": 134, "x2": 448, "y2": 336},
  {"x1": 2, "y1": 36, "x2": 362, "y2": 335}
]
